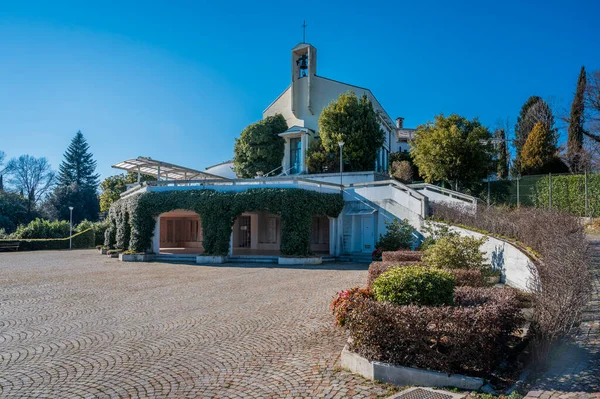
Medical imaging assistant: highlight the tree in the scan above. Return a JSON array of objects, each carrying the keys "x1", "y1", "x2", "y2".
[
  {"x1": 494, "y1": 128, "x2": 509, "y2": 179},
  {"x1": 305, "y1": 138, "x2": 336, "y2": 174},
  {"x1": 48, "y1": 131, "x2": 100, "y2": 221},
  {"x1": 391, "y1": 160, "x2": 413, "y2": 183},
  {"x1": 43, "y1": 183, "x2": 99, "y2": 224},
  {"x1": 99, "y1": 172, "x2": 153, "y2": 212},
  {"x1": 389, "y1": 151, "x2": 421, "y2": 181},
  {"x1": 585, "y1": 70, "x2": 600, "y2": 142},
  {"x1": 233, "y1": 114, "x2": 287, "y2": 178},
  {"x1": 410, "y1": 114, "x2": 494, "y2": 190},
  {"x1": 567, "y1": 67, "x2": 587, "y2": 171},
  {"x1": 521, "y1": 122, "x2": 567, "y2": 175},
  {"x1": 512, "y1": 97, "x2": 556, "y2": 175},
  {"x1": 0, "y1": 191, "x2": 33, "y2": 233},
  {"x1": 315, "y1": 91, "x2": 385, "y2": 172},
  {"x1": 6, "y1": 155, "x2": 55, "y2": 214},
  {"x1": 57, "y1": 131, "x2": 100, "y2": 188}
]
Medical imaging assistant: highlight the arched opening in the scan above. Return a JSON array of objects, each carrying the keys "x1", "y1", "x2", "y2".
[
  {"x1": 232, "y1": 211, "x2": 281, "y2": 256},
  {"x1": 158, "y1": 209, "x2": 203, "y2": 255}
]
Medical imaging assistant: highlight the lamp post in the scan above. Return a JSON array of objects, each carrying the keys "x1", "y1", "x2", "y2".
[
  {"x1": 69, "y1": 206, "x2": 74, "y2": 249},
  {"x1": 338, "y1": 141, "x2": 345, "y2": 188}
]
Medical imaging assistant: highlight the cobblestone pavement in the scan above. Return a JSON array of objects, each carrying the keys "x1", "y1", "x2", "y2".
[
  {"x1": 526, "y1": 236, "x2": 600, "y2": 398},
  {"x1": 0, "y1": 250, "x2": 395, "y2": 398}
]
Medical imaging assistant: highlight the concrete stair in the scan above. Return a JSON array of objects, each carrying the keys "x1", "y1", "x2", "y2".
[{"x1": 154, "y1": 254, "x2": 197, "y2": 263}]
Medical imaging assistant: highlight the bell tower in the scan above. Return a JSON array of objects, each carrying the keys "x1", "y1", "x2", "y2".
[{"x1": 291, "y1": 43, "x2": 317, "y2": 117}]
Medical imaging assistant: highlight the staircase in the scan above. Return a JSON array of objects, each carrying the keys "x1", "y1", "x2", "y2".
[{"x1": 154, "y1": 254, "x2": 197, "y2": 263}]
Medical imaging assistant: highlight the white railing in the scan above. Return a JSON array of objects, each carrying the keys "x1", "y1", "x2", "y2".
[{"x1": 408, "y1": 183, "x2": 478, "y2": 206}]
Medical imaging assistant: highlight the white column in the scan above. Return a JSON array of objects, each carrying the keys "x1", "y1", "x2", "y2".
[
  {"x1": 301, "y1": 134, "x2": 308, "y2": 173},
  {"x1": 151, "y1": 217, "x2": 160, "y2": 254}
]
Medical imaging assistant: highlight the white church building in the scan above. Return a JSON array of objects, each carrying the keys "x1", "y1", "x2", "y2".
[{"x1": 112, "y1": 43, "x2": 474, "y2": 262}]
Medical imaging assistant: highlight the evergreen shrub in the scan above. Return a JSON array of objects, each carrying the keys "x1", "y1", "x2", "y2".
[
  {"x1": 0, "y1": 228, "x2": 95, "y2": 251},
  {"x1": 424, "y1": 234, "x2": 488, "y2": 270},
  {"x1": 372, "y1": 266, "x2": 455, "y2": 306},
  {"x1": 375, "y1": 218, "x2": 415, "y2": 251}
]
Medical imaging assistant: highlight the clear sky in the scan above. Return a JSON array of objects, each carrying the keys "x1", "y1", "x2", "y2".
[{"x1": 1, "y1": 0, "x2": 599, "y2": 179}]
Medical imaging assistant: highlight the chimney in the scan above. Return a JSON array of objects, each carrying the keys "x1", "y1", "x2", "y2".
[{"x1": 395, "y1": 117, "x2": 404, "y2": 129}]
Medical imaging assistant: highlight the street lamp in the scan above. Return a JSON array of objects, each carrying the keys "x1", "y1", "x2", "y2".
[
  {"x1": 69, "y1": 206, "x2": 74, "y2": 249},
  {"x1": 338, "y1": 141, "x2": 345, "y2": 188}
]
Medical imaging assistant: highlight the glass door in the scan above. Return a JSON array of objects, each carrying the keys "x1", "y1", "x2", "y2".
[{"x1": 290, "y1": 137, "x2": 301, "y2": 174}]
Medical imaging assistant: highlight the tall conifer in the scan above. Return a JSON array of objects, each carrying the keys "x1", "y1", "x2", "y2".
[{"x1": 567, "y1": 66, "x2": 587, "y2": 170}]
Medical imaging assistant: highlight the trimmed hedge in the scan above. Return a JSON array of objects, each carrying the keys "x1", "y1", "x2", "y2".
[
  {"x1": 382, "y1": 250, "x2": 424, "y2": 263},
  {"x1": 339, "y1": 287, "x2": 522, "y2": 375},
  {"x1": 367, "y1": 261, "x2": 487, "y2": 288},
  {"x1": 0, "y1": 228, "x2": 95, "y2": 251},
  {"x1": 105, "y1": 188, "x2": 344, "y2": 256},
  {"x1": 534, "y1": 173, "x2": 600, "y2": 217},
  {"x1": 372, "y1": 266, "x2": 455, "y2": 306}
]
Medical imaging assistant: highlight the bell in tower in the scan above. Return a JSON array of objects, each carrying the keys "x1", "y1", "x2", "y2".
[{"x1": 296, "y1": 54, "x2": 308, "y2": 78}]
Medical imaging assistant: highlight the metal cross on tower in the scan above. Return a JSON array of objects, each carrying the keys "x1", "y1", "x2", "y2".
[{"x1": 302, "y1": 20, "x2": 307, "y2": 43}]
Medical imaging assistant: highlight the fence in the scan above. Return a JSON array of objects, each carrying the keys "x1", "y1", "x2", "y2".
[{"x1": 480, "y1": 172, "x2": 600, "y2": 217}]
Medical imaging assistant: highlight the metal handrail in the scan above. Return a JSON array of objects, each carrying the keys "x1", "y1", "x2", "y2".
[{"x1": 408, "y1": 183, "x2": 478, "y2": 204}]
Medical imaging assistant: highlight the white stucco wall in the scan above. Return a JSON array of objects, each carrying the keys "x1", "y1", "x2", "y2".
[{"x1": 425, "y1": 223, "x2": 536, "y2": 291}]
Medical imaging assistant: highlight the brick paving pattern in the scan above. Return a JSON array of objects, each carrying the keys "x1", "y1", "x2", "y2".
[
  {"x1": 526, "y1": 236, "x2": 600, "y2": 398},
  {"x1": 0, "y1": 250, "x2": 395, "y2": 398}
]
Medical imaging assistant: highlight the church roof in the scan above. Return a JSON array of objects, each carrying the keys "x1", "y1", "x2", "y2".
[{"x1": 112, "y1": 157, "x2": 227, "y2": 180}]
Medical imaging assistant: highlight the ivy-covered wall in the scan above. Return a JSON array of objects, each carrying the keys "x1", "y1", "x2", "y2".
[{"x1": 105, "y1": 188, "x2": 345, "y2": 256}]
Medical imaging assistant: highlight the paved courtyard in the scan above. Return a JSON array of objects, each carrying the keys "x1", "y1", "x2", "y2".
[{"x1": 0, "y1": 250, "x2": 395, "y2": 398}]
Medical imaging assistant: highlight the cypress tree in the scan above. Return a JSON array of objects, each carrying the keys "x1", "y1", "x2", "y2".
[
  {"x1": 521, "y1": 122, "x2": 556, "y2": 175},
  {"x1": 512, "y1": 96, "x2": 541, "y2": 175},
  {"x1": 567, "y1": 66, "x2": 587, "y2": 171},
  {"x1": 494, "y1": 128, "x2": 509, "y2": 178},
  {"x1": 57, "y1": 131, "x2": 100, "y2": 189}
]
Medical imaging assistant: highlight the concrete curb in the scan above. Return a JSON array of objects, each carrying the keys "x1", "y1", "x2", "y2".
[
  {"x1": 341, "y1": 345, "x2": 484, "y2": 390},
  {"x1": 196, "y1": 255, "x2": 227, "y2": 264}
]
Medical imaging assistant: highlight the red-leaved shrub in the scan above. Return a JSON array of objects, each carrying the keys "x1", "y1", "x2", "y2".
[
  {"x1": 339, "y1": 287, "x2": 522, "y2": 375},
  {"x1": 330, "y1": 287, "x2": 372, "y2": 327},
  {"x1": 382, "y1": 250, "x2": 424, "y2": 263}
]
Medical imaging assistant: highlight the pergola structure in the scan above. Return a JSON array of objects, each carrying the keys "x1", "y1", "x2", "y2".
[{"x1": 112, "y1": 157, "x2": 227, "y2": 182}]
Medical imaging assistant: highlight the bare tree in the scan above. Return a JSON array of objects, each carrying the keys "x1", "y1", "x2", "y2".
[
  {"x1": 585, "y1": 70, "x2": 600, "y2": 143},
  {"x1": 6, "y1": 155, "x2": 55, "y2": 213}
]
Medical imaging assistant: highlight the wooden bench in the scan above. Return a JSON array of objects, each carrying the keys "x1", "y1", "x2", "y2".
[{"x1": 0, "y1": 242, "x2": 20, "y2": 251}]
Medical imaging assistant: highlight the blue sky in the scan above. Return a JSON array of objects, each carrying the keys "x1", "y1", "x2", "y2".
[{"x1": 1, "y1": 0, "x2": 599, "y2": 179}]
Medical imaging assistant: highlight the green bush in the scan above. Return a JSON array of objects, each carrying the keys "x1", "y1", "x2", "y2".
[
  {"x1": 105, "y1": 188, "x2": 344, "y2": 256},
  {"x1": 419, "y1": 222, "x2": 459, "y2": 250},
  {"x1": 0, "y1": 228, "x2": 95, "y2": 251},
  {"x1": 76, "y1": 219, "x2": 110, "y2": 246},
  {"x1": 375, "y1": 218, "x2": 415, "y2": 251},
  {"x1": 424, "y1": 234, "x2": 489, "y2": 270},
  {"x1": 372, "y1": 265, "x2": 455, "y2": 306},
  {"x1": 13, "y1": 218, "x2": 71, "y2": 239}
]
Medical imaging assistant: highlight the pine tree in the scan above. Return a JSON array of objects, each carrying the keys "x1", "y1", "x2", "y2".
[
  {"x1": 521, "y1": 122, "x2": 556, "y2": 175},
  {"x1": 57, "y1": 131, "x2": 100, "y2": 189},
  {"x1": 567, "y1": 66, "x2": 587, "y2": 171},
  {"x1": 47, "y1": 131, "x2": 100, "y2": 221},
  {"x1": 494, "y1": 128, "x2": 509, "y2": 178}
]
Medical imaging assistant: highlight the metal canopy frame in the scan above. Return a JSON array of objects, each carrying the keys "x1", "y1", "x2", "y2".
[{"x1": 112, "y1": 157, "x2": 227, "y2": 181}]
